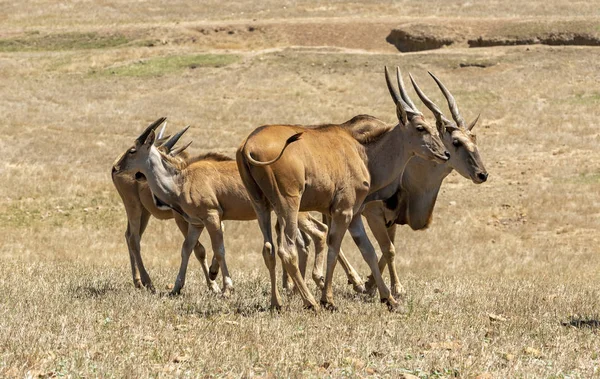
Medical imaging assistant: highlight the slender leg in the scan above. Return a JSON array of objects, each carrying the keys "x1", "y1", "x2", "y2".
[
  {"x1": 254, "y1": 203, "x2": 282, "y2": 310},
  {"x1": 171, "y1": 224, "x2": 203, "y2": 295},
  {"x1": 313, "y1": 214, "x2": 364, "y2": 293},
  {"x1": 277, "y1": 219, "x2": 292, "y2": 292},
  {"x1": 276, "y1": 200, "x2": 319, "y2": 310},
  {"x1": 298, "y1": 213, "x2": 326, "y2": 289},
  {"x1": 347, "y1": 214, "x2": 398, "y2": 311},
  {"x1": 364, "y1": 214, "x2": 405, "y2": 298},
  {"x1": 173, "y1": 215, "x2": 219, "y2": 293},
  {"x1": 125, "y1": 208, "x2": 154, "y2": 291},
  {"x1": 320, "y1": 209, "x2": 354, "y2": 310},
  {"x1": 205, "y1": 212, "x2": 234, "y2": 297},
  {"x1": 336, "y1": 248, "x2": 367, "y2": 294}
]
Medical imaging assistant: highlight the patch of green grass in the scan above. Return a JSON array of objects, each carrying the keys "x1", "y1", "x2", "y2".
[
  {"x1": 101, "y1": 54, "x2": 239, "y2": 77},
  {"x1": 0, "y1": 32, "x2": 129, "y2": 52},
  {"x1": 569, "y1": 92, "x2": 600, "y2": 105}
]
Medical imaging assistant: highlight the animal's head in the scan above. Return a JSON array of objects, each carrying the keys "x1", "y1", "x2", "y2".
[
  {"x1": 385, "y1": 66, "x2": 450, "y2": 164},
  {"x1": 410, "y1": 72, "x2": 488, "y2": 184},
  {"x1": 112, "y1": 117, "x2": 192, "y2": 177}
]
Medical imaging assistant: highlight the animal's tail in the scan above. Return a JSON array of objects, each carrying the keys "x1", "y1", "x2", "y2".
[{"x1": 244, "y1": 132, "x2": 302, "y2": 167}]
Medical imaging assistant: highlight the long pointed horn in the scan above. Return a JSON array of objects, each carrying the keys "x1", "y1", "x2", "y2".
[
  {"x1": 157, "y1": 121, "x2": 167, "y2": 140},
  {"x1": 161, "y1": 125, "x2": 190, "y2": 152},
  {"x1": 428, "y1": 72, "x2": 465, "y2": 128},
  {"x1": 396, "y1": 67, "x2": 421, "y2": 114},
  {"x1": 467, "y1": 113, "x2": 480, "y2": 131},
  {"x1": 137, "y1": 117, "x2": 166, "y2": 144},
  {"x1": 409, "y1": 74, "x2": 448, "y2": 125},
  {"x1": 384, "y1": 66, "x2": 402, "y2": 105},
  {"x1": 169, "y1": 141, "x2": 192, "y2": 157},
  {"x1": 384, "y1": 66, "x2": 419, "y2": 118}
]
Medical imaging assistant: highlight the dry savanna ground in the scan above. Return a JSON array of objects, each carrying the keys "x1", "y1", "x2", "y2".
[{"x1": 1, "y1": 1, "x2": 600, "y2": 377}]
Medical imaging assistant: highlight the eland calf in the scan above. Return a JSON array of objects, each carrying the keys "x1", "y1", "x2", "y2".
[{"x1": 111, "y1": 118, "x2": 219, "y2": 293}]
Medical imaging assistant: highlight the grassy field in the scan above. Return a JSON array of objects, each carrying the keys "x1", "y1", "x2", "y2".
[{"x1": 1, "y1": 1, "x2": 600, "y2": 377}]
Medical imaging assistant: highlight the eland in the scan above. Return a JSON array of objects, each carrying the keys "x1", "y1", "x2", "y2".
[
  {"x1": 236, "y1": 67, "x2": 450, "y2": 311},
  {"x1": 362, "y1": 71, "x2": 488, "y2": 296}
]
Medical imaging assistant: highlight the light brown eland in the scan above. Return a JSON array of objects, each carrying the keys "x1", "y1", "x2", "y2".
[
  {"x1": 359, "y1": 70, "x2": 489, "y2": 296},
  {"x1": 112, "y1": 120, "x2": 366, "y2": 296},
  {"x1": 111, "y1": 118, "x2": 221, "y2": 293},
  {"x1": 236, "y1": 67, "x2": 450, "y2": 311}
]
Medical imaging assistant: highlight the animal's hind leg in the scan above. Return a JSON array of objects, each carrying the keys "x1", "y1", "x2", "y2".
[
  {"x1": 336, "y1": 248, "x2": 366, "y2": 294},
  {"x1": 320, "y1": 209, "x2": 353, "y2": 310},
  {"x1": 205, "y1": 212, "x2": 234, "y2": 297},
  {"x1": 255, "y1": 204, "x2": 282, "y2": 310},
  {"x1": 276, "y1": 199, "x2": 318, "y2": 310},
  {"x1": 174, "y1": 215, "x2": 219, "y2": 294}
]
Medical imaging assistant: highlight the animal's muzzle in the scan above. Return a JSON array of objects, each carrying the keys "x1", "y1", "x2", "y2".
[{"x1": 477, "y1": 172, "x2": 488, "y2": 182}]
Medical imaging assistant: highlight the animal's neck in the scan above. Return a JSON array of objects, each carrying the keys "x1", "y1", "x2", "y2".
[
  {"x1": 403, "y1": 158, "x2": 453, "y2": 193},
  {"x1": 402, "y1": 158, "x2": 453, "y2": 229},
  {"x1": 364, "y1": 125, "x2": 412, "y2": 194},
  {"x1": 141, "y1": 147, "x2": 181, "y2": 205}
]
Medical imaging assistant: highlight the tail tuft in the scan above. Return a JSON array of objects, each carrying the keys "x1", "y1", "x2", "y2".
[{"x1": 287, "y1": 132, "x2": 303, "y2": 144}]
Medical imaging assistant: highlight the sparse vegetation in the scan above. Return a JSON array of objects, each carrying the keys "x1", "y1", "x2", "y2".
[
  {"x1": 101, "y1": 54, "x2": 240, "y2": 77},
  {"x1": 1, "y1": 1, "x2": 600, "y2": 377},
  {"x1": 0, "y1": 32, "x2": 129, "y2": 52}
]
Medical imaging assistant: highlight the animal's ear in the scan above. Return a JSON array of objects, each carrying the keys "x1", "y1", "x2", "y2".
[
  {"x1": 396, "y1": 103, "x2": 408, "y2": 125},
  {"x1": 144, "y1": 129, "x2": 156, "y2": 146},
  {"x1": 467, "y1": 114, "x2": 480, "y2": 131}
]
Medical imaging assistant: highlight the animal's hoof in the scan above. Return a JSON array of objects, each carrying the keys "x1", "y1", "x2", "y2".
[
  {"x1": 353, "y1": 283, "x2": 367, "y2": 294},
  {"x1": 391, "y1": 286, "x2": 407, "y2": 300},
  {"x1": 221, "y1": 288, "x2": 234, "y2": 298},
  {"x1": 208, "y1": 282, "x2": 220, "y2": 294},
  {"x1": 381, "y1": 298, "x2": 407, "y2": 314},
  {"x1": 320, "y1": 300, "x2": 338, "y2": 312},
  {"x1": 303, "y1": 303, "x2": 320, "y2": 313},
  {"x1": 143, "y1": 283, "x2": 156, "y2": 293},
  {"x1": 168, "y1": 290, "x2": 181, "y2": 297},
  {"x1": 270, "y1": 304, "x2": 282, "y2": 313}
]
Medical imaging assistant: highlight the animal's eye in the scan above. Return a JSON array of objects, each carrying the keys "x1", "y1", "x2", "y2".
[
  {"x1": 416, "y1": 125, "x2": 425, "y2": 132},
  {"x1": 128, "y1": 148, "x2": 136, "y2": 154},
  {"x1": 452, "y1": 139, "x2": 460, "y2": 147}
]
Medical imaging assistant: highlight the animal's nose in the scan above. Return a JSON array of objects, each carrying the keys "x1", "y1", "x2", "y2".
[
  {"x1": 444, "y1": 151, "x2": 451, "y2": 159},
  {"x1": 477, "y1": 172, "x2": 488, "y2": 182},
  {"x1": 111, "y1": 166, "x2": 118, "y2": 174}
]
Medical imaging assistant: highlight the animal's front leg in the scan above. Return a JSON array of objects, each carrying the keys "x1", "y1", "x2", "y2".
[
  {"x1": 348, "y1": 215, "x2": 400, "y2": 312},
  {"x1": 173, "y1": 215, "x2": 219, "y2": 293},
  {"x1": 170, "y1": 224, "x2": 203, "y2": 295}
]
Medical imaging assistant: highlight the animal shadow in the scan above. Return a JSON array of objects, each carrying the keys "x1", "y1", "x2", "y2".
[
  {"x1": 69, "y1": 281, "x2": 121, "y2": 299},
  {"x1": 561, "y1": 316, "x2": 600, "y2": 329}
]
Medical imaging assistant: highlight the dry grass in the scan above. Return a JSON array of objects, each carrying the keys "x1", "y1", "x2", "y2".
[{"x1": 1, "y1": 1, "x2": 600, "y2": 377}]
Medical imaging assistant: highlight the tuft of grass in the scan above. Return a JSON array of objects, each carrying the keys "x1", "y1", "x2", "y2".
[
  {"x1": 0, "y1": 32, "x2": 129, "y2": 52},
  {"x1": 101, "y1": 54, "x2": 239, "y2": 77}
]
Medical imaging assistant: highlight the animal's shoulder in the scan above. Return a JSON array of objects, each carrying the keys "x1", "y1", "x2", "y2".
[
  {"x1": 339, "y1": 115, "x2": 393, "y2": 144},
  {"x1": 185, "y1": 152, "x2": 234, "y2": 165}
]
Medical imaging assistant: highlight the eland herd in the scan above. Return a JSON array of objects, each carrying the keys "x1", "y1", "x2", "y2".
[{"x1": 111, "y1": 67, "x2": 488, "y2": 312}]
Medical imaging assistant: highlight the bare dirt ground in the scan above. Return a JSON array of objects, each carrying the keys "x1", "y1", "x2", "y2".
[{"x1": 1, "y1": 1, "x2": 600, "y2": 377}]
